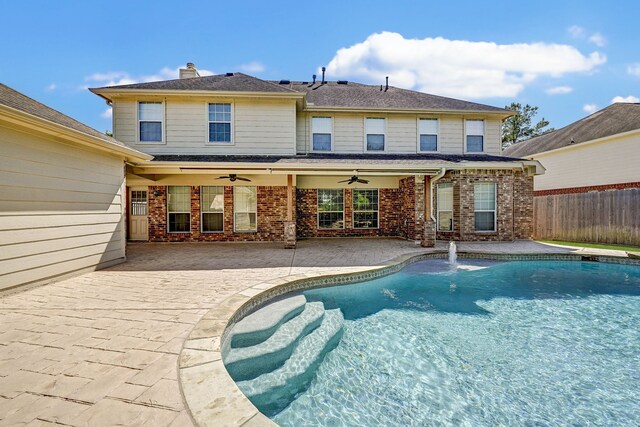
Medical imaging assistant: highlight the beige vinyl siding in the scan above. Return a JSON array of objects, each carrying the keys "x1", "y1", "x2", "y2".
[
  {"x1": 532, "y1": 133, "x2": 640, "y2": 191},
  {"x1": 386, "y1": 115, "x2": 417, "y2": 153},
  {"x1": 439, "y1": 118, "x2": 464, "y2": 154},
  {"x1": 484, "y1": 119, "x2": 502, "y2": 155},
  {"x1": 296, "y1": 113, "x2": 308, "y2": 153},
  {"x1": 114, "y1": 97, "x2": 296, "y2": 155},
  {"x1": 0, "y1": 125, "x2": 126, "y2": 291},
  {"x1": 334, "y1": 113, "x2": 365, "y2": 153}
]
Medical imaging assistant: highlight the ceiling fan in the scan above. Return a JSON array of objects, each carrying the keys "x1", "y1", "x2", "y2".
[
  {"x1": 338, "y1": 175, "x2": 369, "y2": 185},
  {"x1": 217, "y1": 173, "x2": 251, "y2": 182}
]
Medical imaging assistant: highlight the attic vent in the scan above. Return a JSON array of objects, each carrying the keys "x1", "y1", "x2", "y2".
[
  {"x1": 279, "y1": 80, "x2": 290, "y2": 84},
  {"x1": 226, "y1": 72, "x2": 234, "y2": 77},
  {"x1": 337, "y1": 80, "x2": 348, "y2": 85}
]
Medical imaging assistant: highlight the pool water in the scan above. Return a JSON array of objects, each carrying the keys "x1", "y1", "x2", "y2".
[{"x1": 272, "y1": 260, "x2": 640, "y2": 426}]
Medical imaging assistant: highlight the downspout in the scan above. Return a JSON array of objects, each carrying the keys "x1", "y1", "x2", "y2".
[{"x1": 429, "y1": 168, "x2": 446, "y2": 222}]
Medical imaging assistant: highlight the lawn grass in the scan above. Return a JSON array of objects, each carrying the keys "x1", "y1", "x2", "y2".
[{"x1": 537, "y1": 240, "x2": 640, "y2": 253}]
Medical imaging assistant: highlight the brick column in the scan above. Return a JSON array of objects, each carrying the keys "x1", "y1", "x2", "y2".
[{"x1": 421, "y1": 220, "x2": 436, "y2": 247}]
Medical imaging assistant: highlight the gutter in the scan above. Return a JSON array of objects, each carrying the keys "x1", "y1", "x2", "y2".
[{"x1": 429, "y1": 168, "x2": 446, "y2": 221}]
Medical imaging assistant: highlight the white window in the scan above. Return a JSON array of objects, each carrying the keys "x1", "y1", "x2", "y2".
[
  {"x1": 317, "y1": 189, "x2": 344, "y2": 229},
  {"x1": 365, "y1": 118, "x2": 385, "y2": 151},
  {"x1": 466, "y1": 119, "x2": 484, "y2": 153},
  {"x1": 201, "y1": 186, "x2": 224, "y2": 232},
  {"x1": 437, "y1": 183, "x2": 453, "y2": 231},
  {"x1": 208, "y1": 103, "x2": 232, "y2": 143},
  {"x1": 168, "y1": 186, "x2": 190, "y2": 233},
  {"x1": 353, "y1": 189, "x2": 379, "y2": 229},
  {"x1": 138, "y1": 102, "x2": 163, "y2": 143},
  {"x1": 234, "y1": 186, "x2": 257, "y2": 232},
  {"x1": 474, "y1": 182, "x2": 496, "y2": 231},
  {"x1": 312, "y1": 117, "x2": 332, "y2": 151},
  {"x1": 419, "y1": 119, "x2": 438, "y2": 152}
]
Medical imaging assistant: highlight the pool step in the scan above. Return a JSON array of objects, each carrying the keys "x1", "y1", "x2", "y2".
[
  {"x1": 229, "y1": 295, "x2": 307, "y2": 348},
  {"x1": 237, "y1": 309, "x2": 344, "y2": 414},
  {"x1": 225, "y1": 302, "x2": 325, "y2": 381}
]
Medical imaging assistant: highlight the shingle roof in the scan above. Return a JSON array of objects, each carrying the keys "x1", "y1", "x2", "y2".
[
  {"x1": 504, "y1": 103, "x2": 640, "y2": 157},
  {"x1": 0, "y1": 83, "x2": 123, "y2": 146},
  {"x1": 90, "y1": 73, "x2": 298, "y2": 94},
  {"x1": 151, "y1": 153, "x2": 523, "y2": 164},
  {"x1": 284, "y1": 81, "x2": 509, "y2": 113}
]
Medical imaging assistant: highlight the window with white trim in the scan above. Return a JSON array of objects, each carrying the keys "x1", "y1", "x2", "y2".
[
  {"x1": 138, "y1": 102, "x2": 163, "y2": 142},
  {"x1": 317, "y1": 189, "x2": 344, "y2": 229},
  {"x1": 312, "y1": 117, "x2": 332, "y2": 151},
  {"x1": 466, "y1": 119, "x2": 484, "y2": 152},
  {"x1": 201, "y1": 186, "x2": 224, "y2": 232},
  {"x1": 419, "y1": 118, "x2": 438, "y2": 152},
  {"x1": 437, "y1": 183, "x2": 453, "y2": 231},
  {"x1": 208, "y1": 103, "x2": 232, "y2": 143},
  {"x1": 474, "y1": 182, "x2": 496, "y2": 231},
  {"x1": 168, "y1": 186, "x2": 190, "y2": 232},
  {"x1": 353, "y1": 189, "x2": 379, "y2": 228},
  {"x1": 234, "y1": 186, "x2": 257, "y2": 232},
  {"x1": 365, "y1": 118, "x2": 385, "y2": 151}
]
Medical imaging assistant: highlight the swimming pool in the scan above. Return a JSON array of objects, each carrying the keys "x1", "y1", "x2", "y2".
[{"x1": 230, "y1": 259, "x2": 640, "y2": 426}]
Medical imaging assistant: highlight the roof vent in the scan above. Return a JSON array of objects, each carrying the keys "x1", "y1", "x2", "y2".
[
  {"x1": 312, "y1": 74, "x2": 316, "y2": 84},
  {"x1": 226, "y1": 72, "x2": 234, "y2": 77},
  {"x1": 279, "y1": 80, "x2": 290, "y2": 85},
  {"x1": 337, "y1": 80, "x2": 348, "y2": 85},
  {"x1": 179, "y1": 62, "x2": 200, "y2": 79},
  {"x1": 321, "y1": 67, "x2": 326, "y2": 84},
  {"x1": 385, "y1": 76, "x2": 389, "y2": 92}
]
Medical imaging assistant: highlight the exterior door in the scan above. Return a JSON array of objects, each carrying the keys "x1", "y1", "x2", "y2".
[{"x1": 129, "y1": 188, "x2": 148, "y2": 241}]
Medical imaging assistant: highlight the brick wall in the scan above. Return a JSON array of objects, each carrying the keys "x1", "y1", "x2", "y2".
[
  {"x1": 147, "y1": 185, "x2": 289, "y2": 242},
  {"x1": 398, "y1": 177, "x2": 416, "y2": 240},
  {"x1": 296, "y1": 188, "x2": 400, "y2": 238},
  {"x1": 433, "y1": 169, "x2": 533, "y2": 241}
]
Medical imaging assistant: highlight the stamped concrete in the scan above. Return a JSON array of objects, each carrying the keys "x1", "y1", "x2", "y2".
[{"x1": 0, "y1": 239, "x2": 632, "y2": 427}]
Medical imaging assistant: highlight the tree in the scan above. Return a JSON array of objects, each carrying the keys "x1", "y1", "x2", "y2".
[
  {"x1": 501, "y1": 103, "x2": 554, "y2": 148},
  {"x1": 105, "y1": 130, "x2": 113, "y2": 137}
]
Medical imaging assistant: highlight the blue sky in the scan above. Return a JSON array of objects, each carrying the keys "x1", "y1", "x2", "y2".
[{"x1": 1, "y1": 0, "x2": 639, "y2": 133}]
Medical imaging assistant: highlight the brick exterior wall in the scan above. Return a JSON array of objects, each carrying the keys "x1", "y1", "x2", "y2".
[
  {"x1": 147, "y1": 185, "x2": 289, "y2": 242},
  {"x1": 139, "y1": 171, "x2": 533, "y2": 243},
  {"x1": 434, "y1": 169, "x2": 534, "y2": 242},
  {"x1": 296, "y1": 188, "x2": 400, "y2": 238}
]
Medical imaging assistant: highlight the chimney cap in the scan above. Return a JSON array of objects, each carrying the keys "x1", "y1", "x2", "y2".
[{"x1": 186, "y1": 62, "x2": 196, "y2": 69}]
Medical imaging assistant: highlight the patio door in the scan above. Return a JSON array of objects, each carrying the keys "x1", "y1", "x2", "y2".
[{"x1": 129, "y1": 188, "x2": 148, "y2": 241}]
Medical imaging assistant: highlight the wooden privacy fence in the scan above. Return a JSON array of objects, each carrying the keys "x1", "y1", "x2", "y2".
[{"x1": 533, "y1": 188, "x2": 640, "y2": 246}]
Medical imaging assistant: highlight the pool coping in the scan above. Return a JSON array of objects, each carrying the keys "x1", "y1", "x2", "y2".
[{"x1": 178, "y1": 250, "x2": 640, "y2": 427}]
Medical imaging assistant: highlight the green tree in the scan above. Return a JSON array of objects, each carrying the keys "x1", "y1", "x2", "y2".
[
  {"x1": 501, "y1": 103, "x2": 554, "y2": 148},
  {"x1": 105, "y1": 130, "x2": 113, "y2": 137}
]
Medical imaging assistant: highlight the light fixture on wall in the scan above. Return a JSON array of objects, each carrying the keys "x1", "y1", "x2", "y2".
[{"x1": 153, "y1": 190, "x2": 162, "y2": 197}]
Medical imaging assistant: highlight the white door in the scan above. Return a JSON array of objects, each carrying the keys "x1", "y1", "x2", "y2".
[{"x1": 129, "y1": 188, "x2": 148, "y2": 241}]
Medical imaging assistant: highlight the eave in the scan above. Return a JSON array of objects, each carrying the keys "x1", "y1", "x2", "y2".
[{"x1": 90, "y1": 88, "x2": 306, "y2": 103}]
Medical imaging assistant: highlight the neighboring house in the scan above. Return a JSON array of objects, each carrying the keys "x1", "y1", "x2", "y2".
[
  {"x1": 0, "y1": 84, "x2": 151, "y2": 291},
  {"x1": 89, "y1": 64, "x2": 543, "y2": 248},
  {"x1": 504, "y1": 103, "x2": 640, "y2": 245}
]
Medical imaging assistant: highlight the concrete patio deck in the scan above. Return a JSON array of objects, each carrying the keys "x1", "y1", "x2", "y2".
[{"x1": 0, "y1": 239, "x2": 632, "y2": 426}]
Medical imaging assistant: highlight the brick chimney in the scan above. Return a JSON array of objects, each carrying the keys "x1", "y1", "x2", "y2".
[{"x1": 179, "y1": 62, "x2": 200, "y2": 79}]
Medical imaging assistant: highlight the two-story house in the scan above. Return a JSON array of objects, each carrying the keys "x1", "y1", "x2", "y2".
[{"x1": 90, "y1": 64, "x2": 543, "y2": 248}]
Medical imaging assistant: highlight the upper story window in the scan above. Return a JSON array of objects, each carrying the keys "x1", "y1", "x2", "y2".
[
  {"x1": 365, "y1": 118, "x2": 385, "y2": 151},
  {"x1": 312, "y1": 117, "x2": 332, "y2": 151},
  {"x1": 208, "y1": 103, "x2": 232, "y2": 143},
  {"x1": 419, "y1": 118, "x2": 438, "y2": 152},
  {"x1": 466, "y1": 119, "x2": 484, "y2": 153},
  {"x1": 138, "y1": 102, "x2": 163, "y2": 143}
]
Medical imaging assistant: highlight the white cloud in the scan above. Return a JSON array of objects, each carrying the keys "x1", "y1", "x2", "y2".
[
  {"x1": 101, "y1": 108, "x2": 112, "y2": 119},
  {"x1": 546, "y1": 85, "x2": 573, "y2": 95},
  {"x1": 46, "y1": 83, "x2": 56, "y2": 92},
  {"x1": 583, "y1": 103, "x2": 598, "y2": 114},
  {"x1": 588, "y1": 33, "x2": 606, "y2": 47},
  {"x1": 568, "y1": 25, "x2": 585, "y2": 38},
  {"x1": 325, "y1": 32, "x2": 606, "y2": 99},
  {"x1": 84, "y1": 65, "x2": 215, "y2": 88},
  {"x1": 239, "y1": 61, "x2": 265, "y2": 73},
  {"x1": 611, "y1": 95, "x2": 639, "y2": 103},
  {"x1": 627, "y1": 63, "x2": 640, "y2": 77}
]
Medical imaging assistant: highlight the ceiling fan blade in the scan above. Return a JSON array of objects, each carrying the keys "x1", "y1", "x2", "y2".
[
  {"x1": 216, "y1": 176, "x2": 230, "y2": 180},
  {"x1": 236, "y1": 177, "x2": 252, "y2": 182},
  {"x1": 357, "y1": 179, "x2": 370, "y2": 184},
  {"x1": 337, "y1": 179, "x2": 351, "y2": 183}
]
